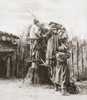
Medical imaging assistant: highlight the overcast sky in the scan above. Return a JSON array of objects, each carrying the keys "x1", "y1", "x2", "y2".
[{"x1": 0, "y1": 0, "x2": 87, "y2": 39}]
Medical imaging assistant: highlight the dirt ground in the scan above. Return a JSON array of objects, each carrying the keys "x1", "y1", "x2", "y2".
[{"x1": 0, "y1": 79, "x2": 87, "y2": 100}]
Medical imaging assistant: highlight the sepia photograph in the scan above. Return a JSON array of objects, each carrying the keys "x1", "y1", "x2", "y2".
[{"x1": 0, "y1": 0, "x2": 87, "y2": 100}]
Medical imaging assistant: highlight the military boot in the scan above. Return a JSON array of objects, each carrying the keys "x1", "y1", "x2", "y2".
[
  {"x1": 61, "y1": 84, "x2": 70, "y2": 96},
  {"x1": 54, "y1": 83, "x2": 59, "y2": 91},
  {"x1": 62, "y1": 87, "x2": 66, "y2": 95},
  {"x1": 62, "y1": 87, "x2": 70, "y2": 96}
]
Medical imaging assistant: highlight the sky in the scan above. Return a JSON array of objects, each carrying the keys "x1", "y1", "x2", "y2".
[{"x1": 0, "y1": 0, "x2": 87, "y2": 39}]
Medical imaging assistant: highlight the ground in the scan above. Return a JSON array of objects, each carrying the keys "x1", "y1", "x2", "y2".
[{"x1": 0, "y1": 79, "x2": 87, "y2": 100}]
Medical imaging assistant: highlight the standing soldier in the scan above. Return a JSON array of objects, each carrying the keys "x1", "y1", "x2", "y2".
[
  {"x1": 45, "y1": 23, "x2": 79, "y2": 95},
  {"x1": 29, "y1": 19, "x2": 40, "y2": 56},
  {"x1": 45, "y1": 22, "x2": 62, "y2": 83},
  {"x1": 54, "y1": 26, "x2": 79, "y2": 95},
  {"x1": 55, "y1": 43, "x2": 71, "y2": 95},
  {"x1": 25, "y1": 19, "x2": 41, "y2": 84}
]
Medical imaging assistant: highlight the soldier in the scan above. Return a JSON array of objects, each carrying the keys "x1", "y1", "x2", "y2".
[
  {"x1": 26, "y1": 19, "x2": 41, "y2": 84},
  {"x1": 45, "y1": 22, "x2": 62, "y2": 66},
  {"x1": 29, "y1": 19, "x2": 40, "y2": 54},
  {"x1": 54, "y1": 26, "x2": 79, "y2": 95},
  {"x1": 44, "y1": 22, "x2": 62, "y2": 84},
  {"x1": 55, "y1": 44, "x2": 70, "y2": 95}
]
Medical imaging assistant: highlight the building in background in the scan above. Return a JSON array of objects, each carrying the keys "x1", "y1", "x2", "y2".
[{"x1": 0, "y1": 31, "x2": 19, "y2": 78}]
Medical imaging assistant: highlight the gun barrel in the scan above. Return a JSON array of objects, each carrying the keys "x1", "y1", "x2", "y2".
[
  {"x1": 27, "y1": 9, "x2": 38, "y2": 19},
  {"x1": 61, "y1": 42, "x2": 68, "y2": 49}
]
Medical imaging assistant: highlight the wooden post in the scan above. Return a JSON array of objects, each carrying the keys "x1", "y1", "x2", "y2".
[
  {"x1": 85, "y1": 40, "x2": 87, "y2": 80},
  {"x1": 16, "y1": 43, "x2": 20, "y2": 77},
  {"x1": 82, "y1": 40, "x2": 87, "y2": 80},
  {"x1": 68, "y1": 41, "x2": 74, "y2": 77},
  {"x1": 6, "y1": 55, "x2": 11, "y2": 78},
  {"x1": 11, "y1": 52, "x2": 16, "y2": 77},
  {"x1": 72, "y1": 38, "x2": 78, "y2": 80},
  {"x1": 78, "y1": 39, "x2": 83, "y2": 80}
]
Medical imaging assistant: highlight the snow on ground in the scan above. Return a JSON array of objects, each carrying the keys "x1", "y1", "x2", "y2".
[{"x1": 0, "y1": 78, "x2": 87, "y2": 100}]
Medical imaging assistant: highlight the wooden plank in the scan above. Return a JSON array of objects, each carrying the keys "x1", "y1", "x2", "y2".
[
  {"x1": 82, "y1": 40, "x2": 86, "y2": 80},
  {"x1": 77, "y1": 39, "x2": 83, "y2": 80},
  {"x1": 68, "y1": 41, "x2": 74, "y2": 77},
  {"x1": 11, "y1": 51, "x2": 16, "y2": 77},
  {"x1": 77, "y1": 41, "x2": 79, "y2": 80},
  {"x1": 84, "y1": 40, "x2": 87, "y2": 79},
  {"x1": 6, "y1": 56, "x2": 11, "y2": 78},
  {"x1": 72, "y1": 38, "x2": 78, "y2": 80}
]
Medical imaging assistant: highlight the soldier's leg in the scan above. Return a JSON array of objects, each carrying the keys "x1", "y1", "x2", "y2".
[
  {"x1": 54, "y1": 83, "x2": 59, "y2": 91},
  {"x1": 61, "y1": 65, "x2": 69, "y2": 95},
  {"x1": 33, "y1": 39, "x2": 38, "y2": 50},
  {"x1": 61, "y1": 83, "x2": 66, "y2": 95}
]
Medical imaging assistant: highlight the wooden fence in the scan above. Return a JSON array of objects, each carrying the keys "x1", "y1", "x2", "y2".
[
  {"x1": 16, "y1": 37, "x2": 87, "y2": 81},
  {"x1": 68, "y1": 37, "x2": 87, "y2": 81}
]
